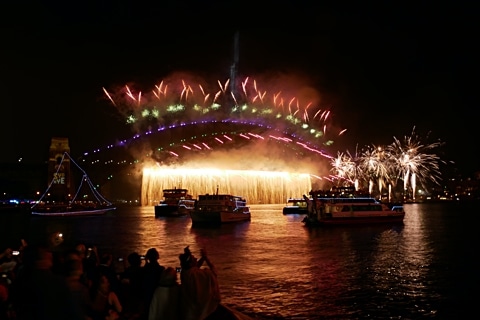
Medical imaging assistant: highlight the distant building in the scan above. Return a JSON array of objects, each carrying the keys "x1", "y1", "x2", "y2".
[{"x1": 47, "y1": 137, "x2": 74, "y2": 202}]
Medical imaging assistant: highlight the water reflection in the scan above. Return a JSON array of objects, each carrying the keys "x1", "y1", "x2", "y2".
[{"x1": 1, "y1": 202, "x2": 473, "y2": 319}]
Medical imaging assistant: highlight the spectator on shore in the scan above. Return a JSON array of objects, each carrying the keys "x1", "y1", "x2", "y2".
[
  {"x1": 0, "y1": 248, "x2": 10, "y2": 261},
  {"x1": 89, "y1": 273, "x2": 123, "y2": 320},
  {"x1": 64, "y1": 249, "x2": 92, "y2": 320},
  {"x1": 73, "y1": 244, "x2": 90, "y2": 291},
  {"x1": 98, "y1": 252, "x2": 121, "y2": 295},
  {"x1": 0, "y1": 248, "x2": 17, "y2": 275},
  {"x1": 141, "y1": 248, "x2": 165, "y2": 319},
  {"x1": 148, "y1": 266, "x2": 180, "y2": 320},
  {"x1": 86, "y1": 246, "x2": 101, "y2": 285},
  {"x1": 0, "y1": 273, "x2": 9, "y2": 319},
  {"x1": 9, "y1": 243, "x2": 84, "y2": 320},
  {"x1": 119, "y1": 252, "x2": 144, "y2": 318},
  {"x1": 178, "y1": 246, "x2": 221, "y2": 320}
]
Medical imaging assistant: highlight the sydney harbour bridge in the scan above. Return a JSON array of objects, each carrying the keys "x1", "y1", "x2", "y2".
[
  {"x1": 58, "y1": 32, "x2": 343, "y2": 205},
  {"x1": 73, "y1": 117, "x2": 336, "y2": 205}
]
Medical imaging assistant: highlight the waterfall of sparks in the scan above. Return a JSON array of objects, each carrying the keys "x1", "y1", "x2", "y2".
[
  {"x1": 378, "y1": 177, "x2": 383, "y2": 196},
  {"x1": 411, "y1": 173, "x2": 416, "y2": 202},
  {"x1": 141, "y1": 168, "x2": 312, "y2": 205},
  {"x1": 354, "y1": 179, "x2": 359, "y2": 191},
  {"x1": 403, "y1": 169, "x2": 409, "y2": 200},
  {"x1": 388, "y1": 184, "x2": 392, "y2": 203},
  {"x1": 369, "y1": 180, "x2": 374, "y2": 196}
]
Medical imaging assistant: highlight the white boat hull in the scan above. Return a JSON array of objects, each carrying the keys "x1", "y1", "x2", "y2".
[
  {"x1": 31, "y1": 207, "x2": 116, "y2": 217},
  {"x1": 303, "y1": 214, "x2": 405, "y2": 226},
  {"x1": 191, "y1": 192, "x2": 250, "y2": 225},
  {"x1": 282, "y1": 198, "x2": 308, "y2": 214},
  {"x1": 302, "y1": 193, "x2": 405, "y2": 227},
  {"x1": 155, "y1": 199, "x2": 195, "y2": 217}
]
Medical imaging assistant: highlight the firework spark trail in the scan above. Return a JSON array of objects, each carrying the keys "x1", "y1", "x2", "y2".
[
  {"x1": 231, "y1": 91, "x2": 238, "y2": 105},
  {"x1": 153, "y1": 82, "x2": 167, "y2": 99},
  {"x1": 288, "y1": 97, "x2": 295, "y2": 114},
  {"x1": 102, "y1": 87, "x2": 116, "y2": 106},
  {"x1": 203, "y1": 93, "x2": 210, "y2": 104},
  {"x1": 324, "y1": 111, "x2": 330, "y2": 121},
  {"x1": 218, "y1": 79, "x2": 229, "y2": 93},
  {"x1": 241, "y1": 78, "x2": 249, "y2": 97},
  {"x1": 213, "y1": 90, "x2": 221, "y2": 103},
  {"x1": 199, "y1": 84, "x2": 206, "y2": 96},
  {"x1": 258, "y1": 90, "x2": 266, "y2": 103},
  {"x1": 125, "y1": 85, "x2": 136, "y2": 101}
]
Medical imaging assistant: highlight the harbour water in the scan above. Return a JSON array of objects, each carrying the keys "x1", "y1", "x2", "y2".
[{"x1": 1, "y1": 202, "x2": 477, "y2": 319}]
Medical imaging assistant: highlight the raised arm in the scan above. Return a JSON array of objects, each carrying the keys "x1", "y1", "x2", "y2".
[{"x1": 199, "y1": 248, "x2": 217, "y2": 276}]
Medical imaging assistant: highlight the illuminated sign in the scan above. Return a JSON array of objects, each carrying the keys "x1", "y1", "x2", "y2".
[{"x1": 53, "y1": 172, "x2": 65, "y2": 184}]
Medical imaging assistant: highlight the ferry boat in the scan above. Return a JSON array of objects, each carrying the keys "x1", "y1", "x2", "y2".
[
  {"x1": 155, "y1": 188, "x2": 196, "y2": 217},
  {"x1": 282, "y1": 197, "x2": 309, "y2": 214},
  {"x1": 302, "y1": 188, "x2": 405, "y2": 227},
  {"x1": 189, "y1": 189, "x2": 251, "y2": 225}
]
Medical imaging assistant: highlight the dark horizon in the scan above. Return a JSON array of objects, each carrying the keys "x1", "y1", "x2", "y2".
[{"x1": 1, "y1": 2, "x2": 478, "y2": 176}]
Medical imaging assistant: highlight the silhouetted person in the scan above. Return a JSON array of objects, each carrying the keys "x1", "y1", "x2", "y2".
[
  {"x1": 89, "y1": 273, "x2": 122, "y2": 320},
  {"x1": 0, "y1": 274, "x2": 9, "y2": 319},
  {"x1": 119, "y1": 252, "x2": 144, "y2": 317},
  {"x1": 9, "y1": 243, "x2": 84, "y2": 320},
  {"x1": 64, "y1": 249, "x2": 91, "y2": 320},
  {"x1": 141, "y1": 248, "x2": 165, "y2": 319},
  {"x1": 148, "y1": 266, "x2": 180, "y2": 320},
  {"x1": 98, "y1": 252, "x2": 121, "y2": 295},
  {"x1": 179, "y1": 246, "x2": 221, "y2": 320}
]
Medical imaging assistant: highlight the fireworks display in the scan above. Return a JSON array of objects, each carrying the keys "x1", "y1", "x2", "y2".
[
  {"x1": 101, "y1": 75, "x2": 344, "y2": 152},
  {"x1": 97, "y1": 75, "x2": 346, "y2": 204},
  {"x1": 86, "y1": 75, "x2": 448, "y2": 204},
  {"x1": 329, "y1": 127, "x2": 447, "y2": 201},
  {"x1": 142, "y1": 168, "x2": 312, "y2": 205}
]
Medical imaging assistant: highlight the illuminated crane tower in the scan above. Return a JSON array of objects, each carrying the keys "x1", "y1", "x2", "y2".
[{"x1": 229, "y1": 30, "x2": 240, "y2": 98}]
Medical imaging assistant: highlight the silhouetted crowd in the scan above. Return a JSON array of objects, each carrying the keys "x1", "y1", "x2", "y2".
[{"x1": 0, "y1": 234, "x2": 234, "y2": 320}]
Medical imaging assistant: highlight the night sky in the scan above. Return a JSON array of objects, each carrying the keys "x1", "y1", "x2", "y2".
[{"x1": 1, "y1": 1, "x2": 478, "y2": 175}]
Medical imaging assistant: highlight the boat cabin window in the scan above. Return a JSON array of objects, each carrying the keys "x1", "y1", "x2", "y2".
[
  {"x1": 164, "y1": 189, "x2": 187, "y2": 195},
  {"x1": 320, "y1": 198, "x2": 377, "y2": 204},
  {"x1": 198, "y1": 195, "x2": 245, "y2": 203},
  {"x1": 351, "y1": 204, "x2": 383, "y2": 211}
]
